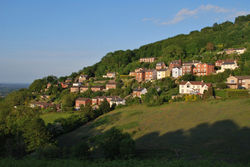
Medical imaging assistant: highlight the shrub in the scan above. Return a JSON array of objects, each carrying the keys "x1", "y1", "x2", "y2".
[{"x1": 71, "y1": 141, "x2": 89, "y2": 159}]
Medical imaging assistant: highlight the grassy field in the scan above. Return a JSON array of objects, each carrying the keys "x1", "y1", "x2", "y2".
[
  {"x1": 57, "y1": 98, "x2": 250, "y2": 161},
  {"x1": 0, "y1": 158, "x2": 249, "y2": 167},
  {"x1": 40, "y1": 112, "x2": 79, "y2": 124}
]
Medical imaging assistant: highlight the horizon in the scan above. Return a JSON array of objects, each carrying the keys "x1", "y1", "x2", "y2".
[{"x1": 0, "y1": 0, "x2": 249, "y2": 83}]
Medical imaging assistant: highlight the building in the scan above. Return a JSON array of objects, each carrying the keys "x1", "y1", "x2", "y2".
[
  {"x1": 80, "y1": 86, "x2": 89, "y2": 93},
  {"x1": 226, "y1": 76, "x2": 250, "y2": 89},
  {"x1": 106, "y1": 81, "x2": 117, "y2": 90},
  {"x1": 157, "y1": 69, "x2": 170, "y2": 80},
  {"x1": 133, "y1": 88, "x2": 147, "y2": 98},
  {"x1": 216, "y1": 60, "x2": 238, "y2": 73},
  {"x1": 172, "y1": 67, "x2": 182, "y2": 78},
  {"x1": 75, "y1": 98, "x2": 92, "y2": 110},
  {"x1": 156, "y1": 62, "x2": 167, "y2": 70},
  {"x1": 79, "y1": 75, "x2": 88, "y2": 82},
  {"x1": 129, "y1": 72, "x2": 137, "y2": 77},
  {"x1": 135, "y1": 70, "x2": 145, "y2": 82},
  {"x1": 91, "y1": 86, "x2": 104, "y2": 92},
  {"x1": 70, "y1": 86, "x2": 79, "y2": 93},
  {"x1": 145, "y1": 69, "x2": 157, "y2": 81},
  {"x1": 60, "y1": 82, "x2": 70, "y2": 89},
  {"x1": 192, "y1": 63, "x2": 215, "y2": 76},
  {"x1": 139, "y1": 57, "x2": 156, "y2": 63},
  {"x1": 65, "y1": 78, "x2": 72, "y2": 83},
  {"x1": 135, "y1": 68, "x2": 146, "y2": 72},
  {"x1": 73, "y1": 82, "x2": 82, "y2": 87},
  {"x1": 110, "y1": 97, "x2": 126, "y2": 107},
  {"x1": 30, "y1": 102, "x2": 52, "y2": 109},
  {"x1": 224, "y1": 48, "x2": 246, "y2": 55},
  {"x1": 215, "y1": 60, "x2": 224, "y2": 67},
  {"x1": 91, "y1": 97, "x2": 99, "y2": 105},
  {"x1": 169, "y1": 59, "x2": 182, "y2": 71},
  {"x1": 179, "y1": 81, "x2": 212, "y2": 95},
  {"x1": 103, "y1": 72, "x2": 116, "y2": 78},
  {"x1": 182, "y1": 62, "x2": 194, "y2": 75}
]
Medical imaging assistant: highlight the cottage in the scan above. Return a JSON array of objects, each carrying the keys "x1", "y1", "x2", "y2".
[
  {"x1": 70, "y1": 86, "x2": 79, "y2": 93},
  {"x1": 192, "y1": 63, "x2": 214, "y2": 76},
  {"x1": 172, "y1": 67, "x2": 182, "y2": 78},
  {"x1": 155, "y1": 62, "x2": 167, "y2": 70},
  {"x1": 80, "y1": 86, "x2": 89, "y2": 93},
  {"x1": 106, "y1": 81, "x2": 117, "y2": 90},
  {"x1": 79, "y1": 75, "x2": 89, "y2": 82},
  {"x1": 139, "y1": 57, "x2": 156, "y2": 63},
  {"x1": 110, "y1": 97, "x2": 126, "y2": 107},
  {"x1": 157, "y1": 69, "x2": 170, "y2": 80},
  {"x1": 179, "y1": 81, "x2": 212, "y2": 95},
  {"x1": 145, "y1": 69, "x2": 157, "y2": 81},
  {"x1": 91, "y1": 86, "x2": 104, "y2": 92},
  {"x1": 75, "y1": 98, "x2": 92, "y2": 110},
  {"x1": 216, "y1": 60, "x2": 238, "y2": 73},
  {"x1": 133, "y1": 88, "x2": 147, "y2": 98},
  {"x1": 226, "y1": 76, "x2": 250, "y2": 89}
]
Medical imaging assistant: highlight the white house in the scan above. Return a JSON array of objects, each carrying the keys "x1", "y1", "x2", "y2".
[
  {"x1": 172, "y1": 67, "x2": 182, "y2": 78},
  {"x1": 216, "y1": 61, "x2": 238, "y2": 73},
  {"x1": 72, "y1": 82, "x2": 82, "y2": 87},
  {"x1": 179, "y1": 81, "x2": 212, "y2": 95},
  {"x1": 109, "y1": 97, "x2": 126, "y2": 107}
]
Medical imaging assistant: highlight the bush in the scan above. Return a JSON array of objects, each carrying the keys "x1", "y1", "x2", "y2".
[
  {"x1": 93, "y1": 128, "x2": 135, "y2": 159},
  {"x1": 36, "y1": 144, "x2": 61, "y2": 159},
  {"x1": 71, "y1": 141, "x2": 89, "y2": 159}
]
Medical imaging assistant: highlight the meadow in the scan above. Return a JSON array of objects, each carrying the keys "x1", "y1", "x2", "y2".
[{"x1": 40, "y1": 112, "x2": 79, "y2": 124}]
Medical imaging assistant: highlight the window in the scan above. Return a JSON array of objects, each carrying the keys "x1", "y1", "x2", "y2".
[{"x1": 187, "y1": 84, "x2": 190, "y2": 88}]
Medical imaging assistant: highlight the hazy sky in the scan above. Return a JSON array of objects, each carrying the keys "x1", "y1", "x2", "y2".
[{"x1": 0, "y1": 0, "x2": 249, "y2": 83}]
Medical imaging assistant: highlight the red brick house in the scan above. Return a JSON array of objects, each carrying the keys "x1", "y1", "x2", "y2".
[
  {"x1": 70, "y1": 86, "x2": 80, "y2": 93},
  {"x1": 155, "y1": 62, "x2": 167, "y2": 70},
  {"x1": 75, "y1": 98, "x2": 92, "y2": 110},
  {"x1": 193, "y1": 63, "x2": 215, "y2": 76},
  {"x1": 91, "y1": 86, "x2": 104, "y2": 92},
  {"x1": 136, "y1": 70, "x2": 145, "y2": 82},
  {"x1": 182, "y1": 62, "x2": 194, "y2": 75},
  {"x1": 91, "y1": 97, "x2": 99, "y2": 105},
  {"x1": 145, "y1": 69, "x2": 157, "y2": 81},
  {"x1": 80, "y1": 86, "x2": 89, "y2": 93},
  {"x1": 139, "y1": 57, "x2": 156, "y2": 63},
  {"x1": 169, "y1": 60, "x2": 182, "y2": 71}
]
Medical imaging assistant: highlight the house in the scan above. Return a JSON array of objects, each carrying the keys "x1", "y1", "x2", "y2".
[
  {"x1": 91, "y1": 86, "x2": 104, "y2": 92},
  {"x1": 172, "y1": 67, "x2": 182, "y2": 78},
  {"x1": 156, "y1": 62, "x2": 167, "y2": 70},
  {"x1": 80, "y1": 86, "x2": 89, "y2": 93},
  {"x1": 226, "y1": 76, "x2": 250, "y2": 89},
  {"x1": 97, "y1": 96, "x2": 106, "y2": 105},
  {"x1": 135, "y1": 70, "x2": 145, "y2": 82},
  {"x1": 65, "y1": 78, "x2": 72, "y2": 83},
  {"x1": 192, "y1": 63, "x2": 215, "y2": 76},
  {"x1": 103, "y1": 72, "x2": 116, "y2": 78},
  {"x1": 157, "y1": 69, "x2": 170, "y2": 80},
  {"x1": 145, "y1": 69, "x2": 157, "y2": 81},
  {"x1": 169, "y1": 59, "x2": 182, "y2": 71},
  {"x1": 129, "y1": 72, "x2": 137, "y2": 77},
  {"x1": 215, "y1": 60, "x2": 224, "y2": 67},
  {"x1": 133, "y1": 88, "x2": 147, "y2": 98},
  {"x1": 139, "y1": 57, "x2": 156, "y2": 63},
  {"x1": 179, "y1": 81, "x2": 212, "y2": 95},
  {"x1": 135, "y1": 68, "x2": 146, "y2": 72},
  {"x1": 70, "y1": 86, "x2": 79, "y2": 93},
  {"x1": 182, "y1": 62, "x2": 194, "y2": 75},
  {"x1": 224, "y1": 48, "x2": 246, "y2": 55},
  {"x1": 75, "y1": 98, "x2": 92, "y2": 110},
  {"x1": 106, "y1": 81, "x2": 117, "y2": 90},
  {"x1": 79, "y1": 75, "x2": 88, "y2": 82},
  {"x1": 110, "y1": 97, "x2": 126, "y2": 107},
  {"x1": 73, "y1": 82, "x2": 82, "y2": 87},
  {"x1": 60, "y1": 82, "x2": 70, "y2": 89},
  {"x1": 91, "y1": 97, "x2": 99, "y2": 105},
  {"x1": 216, "y1": 60, "x2": 238, "y2": 73},
  {"x1": 47, "y1": 83, "x2": 52, "y2": 89}
]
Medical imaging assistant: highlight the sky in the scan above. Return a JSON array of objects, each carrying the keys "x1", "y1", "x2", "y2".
[{"x1": 0, "y1": 0, "x2": 249, "y2": 83}]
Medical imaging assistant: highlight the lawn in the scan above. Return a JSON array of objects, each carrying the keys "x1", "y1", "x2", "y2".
[
  {"x1": 40, "y1": 112, "x2": 79, "y2": 124},
  {"x1": 57, "y1": 98, "x2": 250, "y2": 161}
]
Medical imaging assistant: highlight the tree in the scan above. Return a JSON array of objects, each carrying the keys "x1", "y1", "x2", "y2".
[
  {"x1": 99, "y1": 99, "x2": 110, "y2": 114},
  {"x1": 206, "y1": 42, "x2": 214, "y2": 51}
]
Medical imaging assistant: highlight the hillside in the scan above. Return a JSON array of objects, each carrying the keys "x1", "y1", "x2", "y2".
[
  {"x1": 80, "y1": 15, "x2": 250, "y2": 77},
  {"x1": 58, "y1": 98, "x2": 250, "y2": 161}
]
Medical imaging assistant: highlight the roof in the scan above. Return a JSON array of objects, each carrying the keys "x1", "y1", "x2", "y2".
[
  {"x1": 145, "y1": 69, "x2": 156, "y2": 72},
  {"x1": 156, "y1": 62, "x2": 165, "y2": 66},
  {"x1": 222, "y1": 62, "x2": 236, "y2": 65},
  {"x1": 179, "y1": 81, "x2": 212, "y2": 87},
  {"x1": 76, "y1": 97, "x2": 91, "y2": 101},
  {"x1": 133, "y1": 88, "x2": 146, "y2": 92},
  {"x1": 233, "y1": 76, "x2": 250, "y2": 80}
]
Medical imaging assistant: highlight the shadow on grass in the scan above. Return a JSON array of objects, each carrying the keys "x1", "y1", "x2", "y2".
[{"x1": 135, "y1": 120, "x2": 250, "y2": 162}]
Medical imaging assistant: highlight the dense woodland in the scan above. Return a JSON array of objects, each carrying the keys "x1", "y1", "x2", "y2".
[{"x1": 0, "y1": 15, "x2": 250, "y2": 161}]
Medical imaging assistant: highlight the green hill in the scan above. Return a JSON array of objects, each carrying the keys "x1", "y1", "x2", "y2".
[
  {"x1": 80, "y1": 15, "x2": 250, "y2": 78},
  {"x1": 58, "y1": 98, "x2": 250, "y2": 161}
]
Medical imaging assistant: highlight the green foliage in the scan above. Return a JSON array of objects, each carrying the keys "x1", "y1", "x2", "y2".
[
  {"x1": 61, "y1": 94, "x2": 76, "y2": 111},
  {"x1": 92, "y1": 128, "x2": 135, "y2": 159},
  {"x1": 180, "y1": 74, "x2": 195, "y2": 81},
  {"x1": 99, "y1": 99, "x2": 111, "y2": 114},
  {"x1": 142, "y1": 88, "x2": 163, "y2": 106},
  {"x1": 71, "y1": 141, "x2": 89, "y2": 159},
  {"x1": 216, "y1": 82, "x2": 228, "y2": 89}
]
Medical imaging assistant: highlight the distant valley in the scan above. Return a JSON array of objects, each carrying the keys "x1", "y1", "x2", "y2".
[{"x1": 0, "y1": 83, "x2": 29, "y2": 97}]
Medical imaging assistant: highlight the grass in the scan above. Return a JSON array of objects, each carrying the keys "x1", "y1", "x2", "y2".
[
  {"x1": 0, "y1": 158, "x2": 249, "y2": 167},
  {"x1": 40, "y1": 112, "x2": 79, "y2": 124},
  {"x1": 57, "y1": 98, "x2": 250, "y2": 161}
]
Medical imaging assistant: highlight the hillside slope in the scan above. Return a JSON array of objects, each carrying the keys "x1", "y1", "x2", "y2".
[{"x1": 58, "y1": 98, "x2": 250, "y2": 160}]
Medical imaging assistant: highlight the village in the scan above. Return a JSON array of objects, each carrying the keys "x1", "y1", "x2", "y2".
[{"x1": 30, "y1": 47, "x2": 250, "y2": 111}]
